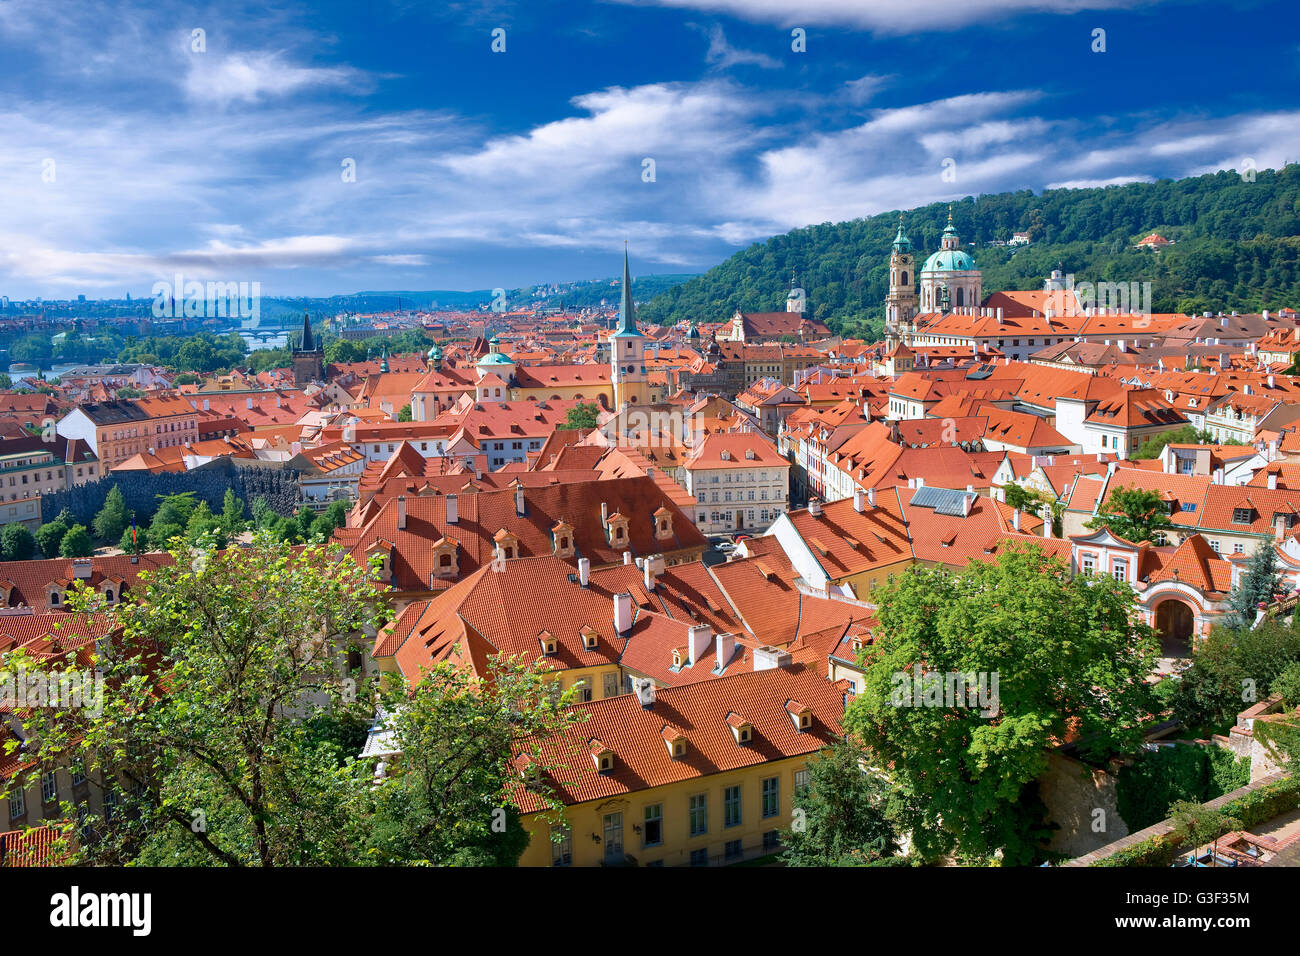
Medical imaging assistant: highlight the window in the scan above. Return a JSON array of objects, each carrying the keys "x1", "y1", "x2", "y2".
[
  {"x1": 1232, "y1": 507, "x2": 1252, "y2": 524},
  {"x1": 551, "y1": 826, "x2": 572, "y2": 867},
  {"x1": 643, "y1": 804, "x2": 663, "y2": 847},
  {"x1": 724, "y1": 785, "x2": 742, "y2": 828},
  {"x1": 603, "y1": 812, "x2": 624, "y2": 863},
  {"x1": 761, "y1": 777, "x2": 779, "y2": 818},
  {"x1": 794, "y1": 768, "x2": 811, "y2": 797},
  {"x1": 1210, "y1": 540, "x2": 1220, "y2": 553},
  {"x1": 1233, "y1": 543, "x2": 1244, "y2": 554},
  {"x1": 1111, "y1": 560, "x2": 1127, "y2": 583},
  {"x1": 689, "y1": 794, "x2": 708, "y2": 836},
  {"x1": 71, "y1": 764, "x2": 85, "y2": 787},
  {"x1": 724, "y1": 839, "x2": 743, "y2": 860},
  {"x1": 763, "y1": 829, "x2": 780, "y2": 851},
  {"x1": 690, "y1": 848, "x2": 708, "y2": 867},
  {"x1": 8, "y1": 791, "x2": 22, "y2": 819},
  {"x1": 1081, "y1": 554, "x2": 1095, "y2": 575},
  {"x1": 41, "y1": 771, "x2": 57, "y2": 803}
]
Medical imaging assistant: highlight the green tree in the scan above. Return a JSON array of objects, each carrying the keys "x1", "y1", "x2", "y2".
[
  {"x1": 1172, "y1": 618, "x2": 1300, "y2": 732},
  {"x1": 0, "y1": 522, "x2": 35, "y2": 561},
  {"x1": 0, "y1": 373, "x2": 12, "y2": 390},
  {"x1": 1223, "y1": 544, "x2": 1283, "y2": 629},
  {"x1": 220, "y1": 488, "x2": 246, "y2": 535},
  {"x1": 1086, "y1": 485, "x2": 1174, "y2": 545},
  {"x1": 359, "y1": 658, "x2": 586, "y2": 865},
  {"x1": 845, "y1": 545, "x2": 1158, "y2": 864},
  {"x1": 1, "y1": 535, "x2": 389, "y2": 866},
  {"x1": 92, "y1": 486, "x2": 130, "y2": 542},
  {"x1": 780, "y1": 737, "x2": 897, "y2": 866},
  {"x1": 35, "y1": 519, "x2": 70, "y2": 558},
  {"x1": 1168, "y1": 800, "x2": 1242, "y2": 864},
  {"x1": 397, "y1": 404, "x2": 413, "y2": 422},
  {"x1": 563, "y1": 402, "x2": 600, "y2": 429},
  {"x1": 324, "y1": 500, "x2": 349, "y2": 530},
  {"x1": 58, "y1": 523, "x2": 94, "y2": 557}
]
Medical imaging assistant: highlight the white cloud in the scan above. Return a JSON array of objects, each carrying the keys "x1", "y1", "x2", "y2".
[
  {"x1": 609, "y1": 0, "x2": 1149, "y2": 32},
  {"x1": 697, "y1": 24, "x2": 781, "y2": 69},
  {"x1": 184, "y1": 51, "x2": 364, "y2": 105}
]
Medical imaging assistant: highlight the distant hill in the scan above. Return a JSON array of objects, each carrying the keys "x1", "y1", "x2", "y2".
[
  {"x1": 637, "y1": 167, "x2": 1300, "y2": 340},
  {"x1": 255, "y1": 274, "x2": 696, "y2": 322}
]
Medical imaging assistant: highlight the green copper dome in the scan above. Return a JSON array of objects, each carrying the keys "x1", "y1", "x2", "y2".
[{"x1": 922, "y1": 248, "x2": 975, "y2": 273}]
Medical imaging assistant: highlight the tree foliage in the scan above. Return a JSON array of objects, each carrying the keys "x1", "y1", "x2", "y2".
[
  {"x1": 844, "y1": 545, "x2": 1158, "y2": 864},
  {"x1": 1086, "y1": 485, "x2": 1174, "y2": 545},
  {"x1": 638, "y1": 167, "x2": 1300, "y2": 336},
  {"x1": 780, "y1": 736, "x2": 898, "y2": 866}
]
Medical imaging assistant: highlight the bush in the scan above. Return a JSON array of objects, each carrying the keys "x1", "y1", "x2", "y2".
[
  {"x1": 35, "y1": 520, "x2": 69, "y2": 558},
  {"x1": 58, "y1": 524, "x2": 94, "y2": 558},
  {"x1": 1, "y1": 523, "x2": 36, "y2": 562},
  {"x1": 1173, "y1": 620, "x2": 1300, "y2": 731}
]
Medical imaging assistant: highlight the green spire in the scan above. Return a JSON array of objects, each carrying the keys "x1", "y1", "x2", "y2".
[
  {"x1": 613, "y1": 246, "x2": 643, "y2": 338},
  {"x1": 892, "y1": 214, "x2": 911, "y2": 253}
]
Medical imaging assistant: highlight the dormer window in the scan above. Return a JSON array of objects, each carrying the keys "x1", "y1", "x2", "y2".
[
  {"x1": 48, "y1": 588, "x2": 62, "y2": 607},
  {"x1": 590, "y1": 739, "x2": 614, "y2": 773},
  {"x1": 539, "y1": 630, "x2": 558, "y2": 655},
  {"x1": 431, "y1": 536, "x2": 459, "y2": 579},
  {"x1": 580, "y1": 626, "x2": 599, "y2": 650},
  {"x1": 1232, "y1": 507, "x2": 1253, "y2": 524},
  {"x1": 551, "y1": 520, "x2": 575, "y2": 558},
  {"x1": 671, "y1": 648, "x2": 683, "y2": 668},
  {"x1": 653, "y1": 506, "x2": 674, "y2": 541},
  {"x1": 727, "y1": 712, "x2": 753, "y2": 744},
  {"x1": 786, "y1": 700, "x2": 812, "y2": 732},
  {"x1": 661, "y1": 725, "x2": 686, "y2": 759}
]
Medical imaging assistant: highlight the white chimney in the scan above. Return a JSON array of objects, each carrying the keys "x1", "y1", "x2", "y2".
[
  {"x1": 633, "y1": 677, "x2": 656, "y2": 709},
  {"x1": 613, "y1": 591, "x2": 634, "y2": 635},
  {"x1": 644, "y1": 559, "x2": 657, "y2": 592},
  {"x1": 867, "y1": 486, "x2": 876, "y2": 507},
  {"x1": 808, "y1": 499, "x2": 823, "y2": 517},
  {"x1": 752, "y1": 644, "x2": 792, "y2": 671},
  {"x1": 1042, "y1": 505, "x2": 1053, "y2": 538},
  {"x1": 623, "y1": 551, "x2": 633, "y2": 565},
  {"x1": 853, "y1": 488, "x2": 866, "y2": 513},
  {"x1": 961, "y1": 493, "x2": 973, "y2": 517},
  {"x1": 687, "y1": 624, "x2": 712, "y2": 665},
  {"x1": 714, "y1": 631, "x2": 736, "y2": 671},
  {"x1": 1012, "y1": 508, "x2": 1022, "y2": 532},
  {"x1": 578, "y1": 557, "x2": 590, "y2": 587},
  {"x1": 515, "y1": 484, "x2": 526, "y2": 516},
  {"x1": 1268, "y1": 471, "x2": 1279, "y2": 490},
  {"x1": 397, "y1": 495, "x2": 407, "y2": 530},
  {"x1": 1213, "y1": 467, "x2": 1225, "y2": 485},
  {"x1": 446, "y1": 493, "x2": 458, "y2": 524}
]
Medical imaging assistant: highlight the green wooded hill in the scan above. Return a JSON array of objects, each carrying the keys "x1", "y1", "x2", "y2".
[{"x1": 637, "y1": 166, "x2": 1300, "y2": 340}]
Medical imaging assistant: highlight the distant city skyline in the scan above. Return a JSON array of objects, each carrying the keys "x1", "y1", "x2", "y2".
[{"x1": 2, "y1": 0, "x2": 1299, "y2": 299}]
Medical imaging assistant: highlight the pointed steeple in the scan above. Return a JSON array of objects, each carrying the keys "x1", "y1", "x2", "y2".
[
  {"x1": 298, "y1": 311, "x2": 315, "y2": 353},
  {"x1": 612, "y1": 246, "x2": 643, "y2": 338},
  {"x1": 892, "y1": 214, "x2": 912, "y2": 253}
]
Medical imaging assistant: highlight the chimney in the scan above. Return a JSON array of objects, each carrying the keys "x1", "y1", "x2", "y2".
[
  {"x1": 613, "y1": 591, "x2": 634, "y2": 635},
  {"x1": 1213, "y1": 467, "x2": 1225, "y2": 485},
  {"x1": 601, "y1": 501, "x2": 608, "y2": 528},
  {"x1": 623, "y1": 551, "x2": 633, "y2": 565},
  {"x1": 808, "y1": 499, "x2": 823, "y2": 517},
  {"x1": 687, "y1": 624, "x2": 712, "y2": 665},
  {"x1": 867, "y1": 486, "x2": 876, "y2": 507},
  {"x1": 633, "y1": 677, "x2": 656, "y2": 709},
  {"x1": 397, "y1": 495, "x2": 407, "y2": 530},
  {"x1": 578, "y1": 557, "x2": 590, "y2": 587},
  {"x1": 752, "y1": 644, "x2": 792, "y2": 671},
  {"x1": 853, "y1": 488, "x2": 866, "y2": 513},
  {"x1": 1042, "y1": 505, "x2": 1053, "y2": 538},
  {"x1": 1268, "y1": 471, "x2": 1278, "y2": 490},
  {"x1": 715, "y1": 631, "x2": 737, "y2": 671},
  {"x1": 644, "y1": 558, "x2": 658, "y2": 592},
  {"x1": 514, "y1": 484, "x2": 526, "y2": 516},
  {"x1": 961, "y1": 493, "x2": 973, "y2": 517},
  {"x1": 1012, "y1": 508, "x2": 1022, "y2": 532},
  {"x1": 446, "y1": 493, "x2": 458, "y2": 524}
]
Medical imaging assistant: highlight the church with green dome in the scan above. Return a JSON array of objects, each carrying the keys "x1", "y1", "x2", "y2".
[{"x1": 917, "y1": 206, "x2": 982, "y2": 314}]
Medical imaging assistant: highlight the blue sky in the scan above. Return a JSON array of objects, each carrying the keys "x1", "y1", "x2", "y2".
[{"x1": 1, "y1": 0, "x2": 1297, "y2": 299}]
